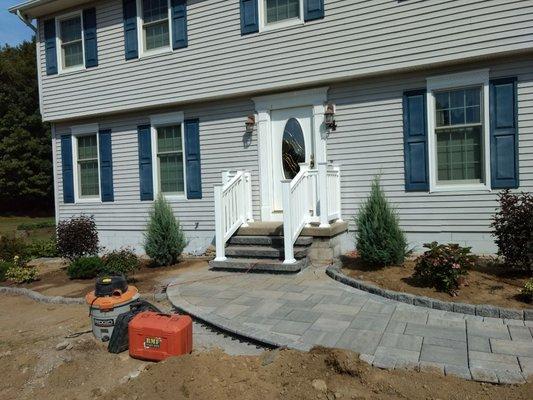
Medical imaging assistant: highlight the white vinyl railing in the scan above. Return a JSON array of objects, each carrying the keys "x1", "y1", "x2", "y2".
[
  {"x1": 214, "y1": 170, "x2": 253, "y2": 261},
  {"x1": 282, "y1": 163, "x2": 313, "y2": 264}
]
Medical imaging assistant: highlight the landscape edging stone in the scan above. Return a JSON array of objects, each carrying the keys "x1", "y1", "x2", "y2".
[
  {"x1": 325, "y1": 264, "x2": 532, "y2": 321},
  {"x1": 0, "y1": 286, "x2": 85, "y2": 305}
]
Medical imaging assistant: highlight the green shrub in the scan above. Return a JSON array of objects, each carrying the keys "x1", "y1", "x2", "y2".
[
  {"x1": 491, "y1": 190, "x2": 533, "y2": 272},
  {"x1": 413, "y1": 242, "x2": 476, "y2": 294},
  {"x1": 355, "y1": 175, "x2": 408, "y2": 267},
  {"x1": 67, "y1": 256, "x2": 104, "y2": 279},
  {"x1": 102, "y1": 247, "x2": 140, "y2": 276},
  {"x1": 521, "y1": 279, "x2": 533, "y2": 303},
  {"x1": 0, "y1": 236, "x2": 27, "y2": 261},
  {"x1": 5, "y1": 256, "x2": 38, "y2": 283},
  {"x1": 0, "y1": 260, "x2": 11, "y2": 281},
  {"x1": 25, "y1": 237, "x2": 58, "y2": 259},
  {"x1": 17, "y1": 220, "x2": 56, "y2": 230},
  {"x1": 144, "y1": 193, "x2": 187, "y2": 266},
  {"x1": 56, "y1": 215, "x2": 99, "y2": 260}
]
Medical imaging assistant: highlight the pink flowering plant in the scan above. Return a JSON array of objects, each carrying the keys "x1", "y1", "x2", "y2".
[{"x1": 413, "y1": 242, "x2": 477, "y2": 294}]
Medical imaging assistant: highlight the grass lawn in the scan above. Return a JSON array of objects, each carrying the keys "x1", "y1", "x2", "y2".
[{"x1": 0, "y1": 216, "x2": 55, "y2": 241}]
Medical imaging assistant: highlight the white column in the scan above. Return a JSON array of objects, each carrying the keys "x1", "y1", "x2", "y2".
[
  {"x1": 214, "y1": 185, "x2": 226, "y2": 261},
  {"x1": 256, "y1": 110, "x2": 273, "y2": 221},
  {"x1": 335, "y1": 164, "x2": 343, "y2": 222},
  {"x1": 244, "y1": 171, "x2": 254, "y2": 223},
  {"x1": 318, "y1": 162, "x2": 330, "y2": 228},
  {"x1": 282, "y1": 179, "x2": 296, "y2": 264}
]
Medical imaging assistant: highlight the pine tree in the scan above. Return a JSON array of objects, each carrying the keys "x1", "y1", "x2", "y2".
[
  {"x1": 355, "y1": 175, "x2": 408, "y2": 267},
  {"x1": 0, "y1": 39, "x2": 52, "y2": 213},
  {"x1": 144, "y1": 193, "x2": 187, "y2": 266}
]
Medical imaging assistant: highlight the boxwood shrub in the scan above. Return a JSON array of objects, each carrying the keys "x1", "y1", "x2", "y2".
[{"x1": 67, "y1": 256, "x2": 104, "y2": 279}]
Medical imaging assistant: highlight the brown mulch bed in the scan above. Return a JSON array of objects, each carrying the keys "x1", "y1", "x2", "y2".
[
  {"x1": 3, "y1": 258, "x2": 208, "y2": 298},
  {"x1": 341, "y1": 252, "x2": 531, "y2": 309}
]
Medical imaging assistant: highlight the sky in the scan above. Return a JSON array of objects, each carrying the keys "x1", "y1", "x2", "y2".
[{"x1": 0, "y1": 0, "x2": 35, "y2": 46}]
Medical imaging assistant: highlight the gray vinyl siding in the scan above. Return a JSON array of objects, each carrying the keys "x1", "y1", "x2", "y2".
[
  {"x1": 39, "y1": 0, "x2": 533, "y2": 121},
  {"x1": 327, "y1": 55, "x2": 533, "y2": 248},
  {"x1": 53, "y1": 55, "x2": 532, "y2": 254},
  {"x1": 54, "y1": 97, "x2": 259, "y2": 235}
]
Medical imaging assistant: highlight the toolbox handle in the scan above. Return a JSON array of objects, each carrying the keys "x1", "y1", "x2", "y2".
[{"x1": 156, "y1": 313, "x2": 172, "y2": 318}]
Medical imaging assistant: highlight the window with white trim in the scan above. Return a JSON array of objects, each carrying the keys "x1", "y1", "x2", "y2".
[
  {"x1": 156, "y1": 125, "x2": 185, "y2": 194},
  {"x1": 58, "y1": 13, "x2": 84, "y2": 70},
  {"x1": 427, "y1": 69, "x2": 491, "y2": 192},
  {"x1": 434, "y1": 87, "x2": 483, "y2": 184},
  {"x1": 265, "y1": 0, "x2": 301, "y2": 24},
  {"x1": 76, "y1": 134, "x2": 100, "y2": 198},
  {"x1": 139, "y1": 0, "x2": 170, "y2": 53}
]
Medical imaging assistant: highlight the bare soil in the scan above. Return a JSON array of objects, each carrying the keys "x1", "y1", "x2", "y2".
[
  {"x1": 5, "y1": 258, "x2": 208, "y2": 298},
  {"x1": 341, "y1": 253, "x2": 531, "y2": 309},
  {"x1": 1, "y1": 294, "x2": 531, "y2": 400}
]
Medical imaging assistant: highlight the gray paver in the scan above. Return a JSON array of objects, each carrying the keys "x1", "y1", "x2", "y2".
[
  {"x1": 420, "y1": 344, "x2": 468, "y2": 366},
  {"x1": 167, "y1": 264, "x2": 533, "y2": 383},
  {"x1": 490, "y1": 338, "x2": 533, "y2": 357},
  {"x1": 496, "y1": 370, "x2": 526, "y2": 384},
  {"x1": 379, "y1": 332, "x2": 423, "y2": 352}
]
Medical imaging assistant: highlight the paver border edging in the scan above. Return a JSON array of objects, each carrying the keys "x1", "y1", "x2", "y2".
[
  {"x1": 326, "y1": 263, "x2": 533, "y2": 321},
  {"x1": 0, "y1": 286, "x2": 85, "y2": 305}
]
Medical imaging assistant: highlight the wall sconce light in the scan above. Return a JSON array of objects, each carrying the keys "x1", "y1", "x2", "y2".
[
  {"x1": 245, "y1": 114, "x2": 256, "y2": 134},
  {"x1": 324, "y1": 104, "x2": 337, "y2": 132}
]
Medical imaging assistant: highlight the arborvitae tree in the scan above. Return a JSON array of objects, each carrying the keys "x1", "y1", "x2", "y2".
[
  {"x1": 0, "y1": 39, "x2": 52, "y2": 213},
  {"x1": 144, "y1": 193, "x2": 187, "y2": 266},
  {"x1": 355, "y1": 175, "x2": 408, "y2": 267}
]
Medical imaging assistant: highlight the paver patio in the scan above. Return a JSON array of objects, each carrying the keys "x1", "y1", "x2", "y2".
[{"x1": 166, "y1": 265, "x2": 533, "y2": 384}]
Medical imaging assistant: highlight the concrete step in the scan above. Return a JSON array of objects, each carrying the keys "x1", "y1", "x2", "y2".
[
  {"x1": 228, "y1": 235, "x2": 313, "y2": 247},
  {"x1": 225, "y1": 245, "x2": 309, "y2": 260},
  {"x1": 209, "y1": 257, "x2": 308, "y2": 273}
]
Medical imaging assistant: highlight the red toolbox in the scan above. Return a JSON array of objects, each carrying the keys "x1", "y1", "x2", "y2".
[{"x1": 129, "y1": 312, "x2": 193, "y2": 361}]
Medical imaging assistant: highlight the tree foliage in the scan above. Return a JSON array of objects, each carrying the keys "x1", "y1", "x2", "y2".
[
  {"x1": 144, "y1": 193, "x2": 187, "y2": 266},
  {"x1": 0, "y1": 39, "x2": 52, "y2": 213},
  {"x1": 355, "y1": 175, "x2": 408, "y2": 267}
]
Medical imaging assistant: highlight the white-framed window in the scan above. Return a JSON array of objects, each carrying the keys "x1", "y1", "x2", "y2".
[
  {"x1": 71, "y1": 124, "x2": 100, "y2": 202},
  {"x1": 259, "y1": 0, "x2": 304, "y2": 31},
  {"x1": 427, "y1": 69, "x2": 491, "y2": 192},
  {"x1": 150, "y1": 112, "x2": 186, "y2": 198},
  {"x1": 137, "y1": 0, "x2": 172, "y2": 56},
  {"x1": 56, "y1": 11, "x2": 85, "y2": 72}
]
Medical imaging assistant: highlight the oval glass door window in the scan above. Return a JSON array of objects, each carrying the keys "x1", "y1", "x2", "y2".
[{"x1": 282, "y1": 118, "x2": 306, "y2": 179}]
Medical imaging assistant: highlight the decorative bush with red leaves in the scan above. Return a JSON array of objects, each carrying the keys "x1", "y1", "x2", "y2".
[
  {"x1": 56, "y1": 215, "x2": 99, "y2": 261},
  {"x1": 413, "y1": 242, "x2": 476, "y2": 294},
  {"x1": 491, "y1": 190, "x2": 533, "y2": 273}
]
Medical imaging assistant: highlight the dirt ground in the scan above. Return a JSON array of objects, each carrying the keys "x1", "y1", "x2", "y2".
[
  {"x1": 341, "y1": 253, "x2": 530, "y2": 309},
  {"x1": 1, "y1": 294, "x2": 532, "y2": 400},
  {"x1": 8, "y1": 258, "x2": 208, "y2": 298}
]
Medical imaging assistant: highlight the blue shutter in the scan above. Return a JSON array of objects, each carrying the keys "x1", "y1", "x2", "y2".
[
  {"x1": 123, "y1": 0, "x2": 138, "y2": 60},
  {"x1": 184, "y1": 119, "x2": 202, "y2": 199},
  {"x1": 171, "y1": 0, "x2": 188, "y2": 49},
  {"x1": 403, "y1": 89, "x2": 429, "y2": 191},
  {"x1": 304, "y1": 0, "x2": 324, "y2": 21},
  {"x1": 83, "y1": 8, "x2": 98, "y2": 68},
  {"x1": 240, "y1": 0, "x2": 259, "y2": 35},
  {"x1": 61, "y1": 135, "x2": 74, "y2": 203},
  {"x1": 44, "y1": 19, "x2": 57, "y2": 75},
  {"x1": 98, "y1": 129, "x2": 114, "y2": 202},
  {"x1": 490, "y1": 77, "x2": 519, "y2": 189},
  {"x1": 138, "y1": 125, "x2": 154, "y2": 201}
]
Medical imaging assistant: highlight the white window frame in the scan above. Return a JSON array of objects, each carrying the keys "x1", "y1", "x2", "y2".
[
  {"x1": 426, "y1": 69, "x2": 491, "y2": 193},
  {"x1": 259, "y1": 0, "x2": 304, "y2": 32},
  {"x1": 136, "y1": 0, "x2": 173, "y2": 58},
  {"x1": 71, "y1": 123, "x2": 100, "y2": 203},
  {"x1": 150, "y1": 112, "x2": 187, "y2": 200},
  {"x1": 55, "y1": 10, "x2": 85, "y2": 74}
]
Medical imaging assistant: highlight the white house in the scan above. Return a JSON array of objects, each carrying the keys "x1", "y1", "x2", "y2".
[{"x1": 10, "y1": 0, "x2": 533, "y2": 270}]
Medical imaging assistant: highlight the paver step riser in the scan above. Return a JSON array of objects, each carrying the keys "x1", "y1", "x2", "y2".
[
  {"x1": 209, "y1": 257, "x2": 308, "y2": 273},
  {"x1": 225, "y1": 245, "x2": 308, "y2": 260},
  {"x1": 228, "y1": 236, "x2": 313, "y2": 247}
]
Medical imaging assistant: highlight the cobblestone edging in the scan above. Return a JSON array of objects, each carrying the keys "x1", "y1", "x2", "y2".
[
  {"x1": 0, "y1": 286, "x2": 85, "y2": 305},
  {"x1": 326, "y1": 263, "x2": 533, "y2": 322}
]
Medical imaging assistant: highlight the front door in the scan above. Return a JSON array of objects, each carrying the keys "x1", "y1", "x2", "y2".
[{"x1": 270, "y1": 107, "x2": 314, "y2": 215}]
